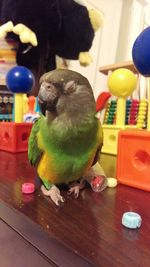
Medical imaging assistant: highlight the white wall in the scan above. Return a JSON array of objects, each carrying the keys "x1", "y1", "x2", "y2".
[{"x1": 116, "y1": 0, "x2": 150, "y2": 62}]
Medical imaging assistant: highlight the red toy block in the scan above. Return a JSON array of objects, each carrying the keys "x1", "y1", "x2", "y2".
[
  {"x1": 0, "y1": 122, "x2": 33, "y2": 152},
  {"x1": 117, "y1": 129, "x2": 150, "y2": 191}
]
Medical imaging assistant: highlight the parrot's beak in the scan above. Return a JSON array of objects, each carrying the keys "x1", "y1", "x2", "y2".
[
  {"x1": 38, "y1": 82, "x2": 60, "y2": 113},
  {"x1": 38, "y1": 96, "x2": 57, "y2": 113}
]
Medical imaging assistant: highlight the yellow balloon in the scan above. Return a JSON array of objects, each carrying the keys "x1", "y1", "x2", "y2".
[{"x1": 108, "y1": 68, "x2": 137, "y2": 97}]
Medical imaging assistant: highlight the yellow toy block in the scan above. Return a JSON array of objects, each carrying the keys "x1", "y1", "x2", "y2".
[{"x1": 101, "y1": 125, "x2": 123, "y2": 155}]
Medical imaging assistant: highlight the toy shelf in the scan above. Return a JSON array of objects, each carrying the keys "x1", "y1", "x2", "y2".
[{"x1": 99, "y1": 60, "x2": 138, "y2": 75}]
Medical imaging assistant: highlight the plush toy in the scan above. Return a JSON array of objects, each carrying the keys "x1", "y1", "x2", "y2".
[
  {"x1": 0, "y1": 0, "x2": 103, "y2": 94},
  {"x1": 28, "y1": 69, "x2": 107, "y2": 205}
]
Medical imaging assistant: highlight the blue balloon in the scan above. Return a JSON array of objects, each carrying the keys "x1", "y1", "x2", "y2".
[
  {"x1": 132, "y1": 27, "x2": 150, "y2": 77},
  {"x1": 6, "y1": 66, "x2": 35, "y2": 93}
]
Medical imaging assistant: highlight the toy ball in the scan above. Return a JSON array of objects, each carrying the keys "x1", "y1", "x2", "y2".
[
  {"x1": 108, "y1": 68, "x2": 137, "y2": 97},
  {"x1": 6, "y1": 66, "x2": 35, "y2": 93},
  {"x1": 132, "y1": 27, "x2": 150, "y2": 77}
]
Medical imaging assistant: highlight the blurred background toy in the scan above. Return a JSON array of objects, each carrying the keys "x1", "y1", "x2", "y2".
[
  {"x1": 99, "y1": 67, "x2": 138, "y2": 155},
  {"x1": 108, "y1": 68, "x2": 137, "y2": 126},
  {"x1": 132, "y1": 26, "x2": 150, "y2": 131},
  {"x1": 115, "y1": 26, "x2": 150, "y2": 192},
  {"x1": 0, "y1": 66, "x2": 35, "y2": 153},
  {"x1": 0, "y1": 0, "x2": 103, "y2": 95},
  {"x1": 0, "y1": 38, "x2": 16, "y2": 121},
  {"x1": 23, "y1": 96, "x2": 40, "y2": 123},
  {"x1": 0, "y1": 89, "x2": 13, "y2": 122},
  {"x1": 6, "y1": 65, "x2": 35, "y2": 122}
]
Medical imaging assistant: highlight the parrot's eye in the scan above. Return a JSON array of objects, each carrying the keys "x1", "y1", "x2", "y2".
[{"x1": 46, "y1": 83, "x2": 55, "y2": 92}]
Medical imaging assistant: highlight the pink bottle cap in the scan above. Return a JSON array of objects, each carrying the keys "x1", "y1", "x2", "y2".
[{"x1": 22, "y1": 183, "x2": 35, "y2": 194}]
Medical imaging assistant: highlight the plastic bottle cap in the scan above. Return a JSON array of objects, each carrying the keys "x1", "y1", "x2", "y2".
[
  {"x1": 90, "y1": 175, "x2": 107, "y2": 192},
  {"x1": 122, "y1": 212, "x2": 142, "y2": 229},
  {"x1": 22, "y1": 183, "x2": 35, "y2": 194}
]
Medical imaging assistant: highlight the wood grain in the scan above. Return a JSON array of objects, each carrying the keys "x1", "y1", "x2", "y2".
[{"x1": 0, "y1": 151, "x2": 150, "y2": 267}]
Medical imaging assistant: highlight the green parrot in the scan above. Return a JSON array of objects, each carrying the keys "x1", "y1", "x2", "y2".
[{"x1": 28, "y1": 69, "x2": 107, "y2": 205}]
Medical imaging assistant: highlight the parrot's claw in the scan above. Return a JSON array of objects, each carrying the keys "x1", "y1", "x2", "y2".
[
  {"x1": 68, "y1": 180, "x2": 86, "y2": 198},
  {"x1": 41, "y1": 185, "x2": 64, "y2": 206},
  {"x1": 68, "y1": 186, "x2": 80, "y2": 198}
]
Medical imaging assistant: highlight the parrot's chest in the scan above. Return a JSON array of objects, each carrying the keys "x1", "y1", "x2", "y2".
[
  {"x1": 37, "y1": 133, "x2": 98, "y2": 183},
  {"x1": 37, "y1": 121, "x2": 100, "y2": 184},
  {"x1": 37, "y1": 148, "x2": 95, "y2": 184}
]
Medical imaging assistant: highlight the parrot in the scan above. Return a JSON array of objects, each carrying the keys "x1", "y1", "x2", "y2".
[{"x1": 28, "y1": 69, "x2": 107, "y2": 205}]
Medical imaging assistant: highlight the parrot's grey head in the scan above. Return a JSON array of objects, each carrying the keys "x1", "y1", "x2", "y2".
[{"x1": 38, "y1": 69, "x2": 96, "y2": 118}]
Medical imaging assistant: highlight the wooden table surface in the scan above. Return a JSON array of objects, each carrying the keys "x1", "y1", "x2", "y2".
[{"x1": 0, "y1": 151, "x2": 150, "y2": 267}]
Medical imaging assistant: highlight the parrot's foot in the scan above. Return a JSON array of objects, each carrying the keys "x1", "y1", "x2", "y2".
[
  {"x1": 68, "y1": 180, "x2": 86, "y2": 198},
  {"x1": 41, "y1": 185, "x2": 64, "y2": 206}
]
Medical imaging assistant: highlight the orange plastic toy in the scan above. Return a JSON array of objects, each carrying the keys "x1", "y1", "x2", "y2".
[
  {"x1": 0, "y1": 122, "x2": 32, "y2": 152},
  {"x1": 117, "y1": 129, "x2": 150, "y2": 191}
]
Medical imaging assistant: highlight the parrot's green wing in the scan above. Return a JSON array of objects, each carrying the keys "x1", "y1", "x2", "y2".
[
  {"x1": 92, "y1": 120, "x2": 103, "y2": 166},
  {"x1": 28, "y1": 117, "x2": 43, "y2": 166}
]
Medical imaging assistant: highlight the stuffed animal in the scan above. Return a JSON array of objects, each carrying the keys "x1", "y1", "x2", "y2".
[
  {"x1": 28, "y1": 69, "x2": 107, "y2": 205},
  {"x1": 0, "y1": 0, "x2": 103, "y2": 94}
]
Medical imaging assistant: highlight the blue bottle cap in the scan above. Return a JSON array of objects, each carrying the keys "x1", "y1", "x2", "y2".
[{"x1": 122, "y1": 212, "x2": 142, "y2": 229}]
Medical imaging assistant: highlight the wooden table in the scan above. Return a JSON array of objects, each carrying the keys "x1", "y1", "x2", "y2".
[{"x1": 0, "y1": 151, "x2": 150, "y2": 267}]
